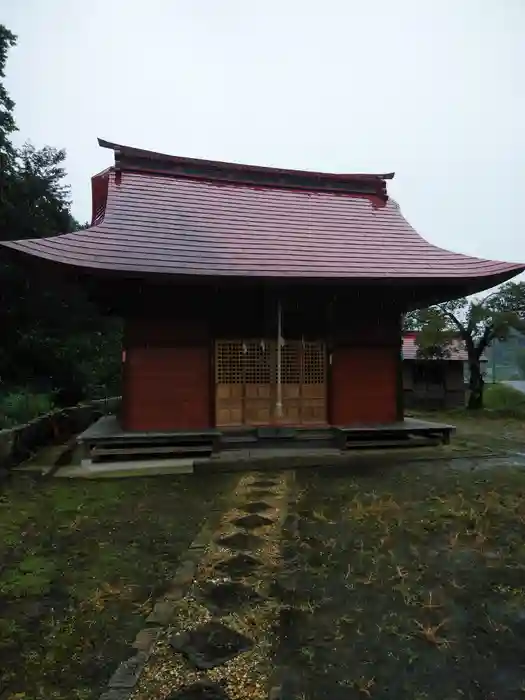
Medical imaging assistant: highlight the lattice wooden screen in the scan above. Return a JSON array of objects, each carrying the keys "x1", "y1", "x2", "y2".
[
  {"x1": 281, "y1": 342, "x2": 301, "y2": 384},
  {"x1": 302, "y1": 342, "x2": 326, "y2": 384},
  {"x1": 215, "y1": 340, "x2": 272, "y2": 384},
  {"x1": 215, "y1": 341, "x2": 244, "y2": 384},
  {"x1": 245, "y1": 341, "x2": 271, "y2": 384},
  {"x1": 216, "y1": 340, "x2": 326, "y2": 384}
]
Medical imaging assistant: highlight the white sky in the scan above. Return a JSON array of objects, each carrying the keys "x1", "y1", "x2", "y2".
[{"x1": 2, "y1": 0, "x2": 524, "y2": 272}]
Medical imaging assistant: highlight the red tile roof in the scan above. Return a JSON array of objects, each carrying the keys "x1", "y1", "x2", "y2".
[
  {"x1": 402, "y1": 333, "x2": 488, "y2": 362},
  {"x1": 402, "y1": 334, "x2": 468, "y2": 361},
  {"x1": 2, "y1": 140, "x2": 523, "y2": 287}
]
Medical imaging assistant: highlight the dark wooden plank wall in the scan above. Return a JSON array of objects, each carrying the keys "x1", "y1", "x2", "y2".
[
  {"x1": 330, "y1": 308, "x2": 401, "y2": 425},
  {"x1": 122, "y1": 318, "x2": 210, "y2": 431}
]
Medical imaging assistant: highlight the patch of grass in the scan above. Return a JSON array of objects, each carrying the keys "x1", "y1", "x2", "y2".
[
  {"x1": 484, "y1": 382, "x2": 525, "y2": 416},
  {"x1": 2, "y1": 555, "x2": 58, "y2": 597},
  {"x1": 410, "y1": 409, "x2": 525, "y2": 455},
  {"x1": 273, "y1": 457, "x2": 525, "y2": 699},
  {"x1": 0, "y1": 472, "x2": 234, "y2": 700}
]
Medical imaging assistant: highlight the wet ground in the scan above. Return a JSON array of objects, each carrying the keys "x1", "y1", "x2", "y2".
[
  {"x1": 4, "y1": 409, "x2": 525, "y2": 699},
  {"x1": 270, "y1": 457, "x2": 525, "y2": 699}
]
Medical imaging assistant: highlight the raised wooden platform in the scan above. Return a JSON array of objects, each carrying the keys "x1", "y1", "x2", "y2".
[
  {"x1": 77, "y1": 416, "x2": 455, "y2": 467},
  {"x1": 335, "y1": 418, "x2": 455, "y2": 449},
  {"x1": 221, "y1": 420, "x2": 454, "y2": 451},
  {"x1": 78, "y1": 416, "x2": 220, "y2": 464}
]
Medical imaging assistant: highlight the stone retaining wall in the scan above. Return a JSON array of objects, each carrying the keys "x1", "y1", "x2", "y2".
[{"x1": 0, "y1": 397, "x2": 121, "y2": 471}]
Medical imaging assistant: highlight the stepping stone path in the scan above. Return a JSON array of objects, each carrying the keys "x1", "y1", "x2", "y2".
[
  {"x1": 216, "y1": 531, "x2": 263, "y2": 552},
  {"x1": 167, "y1": 680, "x2": 231, "y2": 699},
  {"x1": 212, "y1": 553, "x2": 261, "y2": 578},
  {"x1": 122, "y1": 471, "x2": 291, "y2": 698},
  {"x1": 198, "y1": 580, "x2": 264, "y2": 615},
  {"x1": 169, "y1": 621, "x2": 253, "y2": 670},
  {"x1": 242, "y1": 500, "x2": 272, "y2": 514},
  {"x1": 233, "y1": 513, "x2": 274, "y2": 530}
]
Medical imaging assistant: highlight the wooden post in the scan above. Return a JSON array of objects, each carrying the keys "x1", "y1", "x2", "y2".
[
  {"x1": 396, "y1": 314, "x2": 404, "y2": 421},
  {"x1": 276, "y1": 298, "x2": 283, "y2": 419}
]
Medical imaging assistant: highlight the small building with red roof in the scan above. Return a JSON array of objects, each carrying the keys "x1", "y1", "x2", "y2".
[
  {"x1": 1, "y1": 140, "x2": 523, "y2": 453},
  {"x1": 402, "y1": 333, "x2": 484, "y2": 410}
]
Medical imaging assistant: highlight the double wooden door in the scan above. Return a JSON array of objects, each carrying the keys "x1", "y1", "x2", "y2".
[{"x1": 215, "y1": 339, "x2": 327, "y2": 427}]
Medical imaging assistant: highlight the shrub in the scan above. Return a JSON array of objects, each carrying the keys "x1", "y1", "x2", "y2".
[
  {"x1": 484, "y1": 383, "x2": 525, "y2": 417},
  {"x1": 0, "y1": 391, "x2": 55, "y2": 428}
]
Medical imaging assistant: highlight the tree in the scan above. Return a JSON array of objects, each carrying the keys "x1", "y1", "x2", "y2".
[
  {"x1": 0, "y1": 25, "x2": 18, "y2": 240},
  {"x1": 0, "y1": 24, "x2": 122, "y2": 412},
  {"x1": 406, "y1": 282, "x2": 525, "y2": 410},
  {"x1": 0, "y1": 25, "x2": 17, "y2": 160}
]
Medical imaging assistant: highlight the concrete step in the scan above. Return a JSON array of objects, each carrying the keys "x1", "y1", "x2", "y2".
[
  {"x1": 13, "y1": 440, "x2": 77, "y2": 475},
  {"x1": 56, "y1": 457, "x2": 194, "y2": 478}
]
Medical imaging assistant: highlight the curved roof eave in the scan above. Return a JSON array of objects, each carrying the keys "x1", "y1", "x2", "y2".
[{"x1": 2, "y1": 236, "x2": 522, "y2": 288}]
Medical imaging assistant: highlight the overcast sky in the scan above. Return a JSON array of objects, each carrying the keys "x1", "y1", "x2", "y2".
[{"x1": 3, "y1": 0, "x2": 524, "y2": 270}]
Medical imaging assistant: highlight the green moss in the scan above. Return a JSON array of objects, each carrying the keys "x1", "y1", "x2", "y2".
[
  {"x1": 0, "y1": 472, "x2": 234, "y2": 699},
  {"x1": 3, "y1": 555, "x2": 57, "y2": 597}
]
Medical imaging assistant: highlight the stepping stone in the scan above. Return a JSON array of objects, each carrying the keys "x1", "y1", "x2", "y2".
[
  {"x1": 213, "y1": 553, "x2": 261, "y2": 578},
  {"x1": 174, "y1": 559, "x2": 197, "y2": 585},
  {"x1": 132, "y1": 626, "x2": 161, "y2": 652},
  {"x1": 146, "y1": 600, "x2": 175, "y2": 625},
  {"x1": 169, "y1": 621, "x2": 253, "y2": 669},
  {"x1": 167, "y1": 680, "x2": 231, "y2": 699},
  {"x1": 107, "y1": 652, "x2": 148, "y2": 689},
  {"x1": 233, "y1": 513, "x2": 274, "y2": 530},
  {"x1": 242, "y1": 501, "x2": 272, "y2": 514},
  {"x1": 199, "y1": 580, "x2": 263, "y2": 615},
  {"x1": 216, "y1": 532, "x2": 262, "y2": 552},
  {"x1": 250, "y1": 489, "x2": 275, "y2": 499}
]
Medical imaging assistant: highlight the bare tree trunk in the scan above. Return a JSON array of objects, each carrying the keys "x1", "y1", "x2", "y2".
[{"x1": 467, "y1": 359, "x2": 484, "y2": 410}]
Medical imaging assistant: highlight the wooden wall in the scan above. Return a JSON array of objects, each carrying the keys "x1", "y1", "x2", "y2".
[
  {"x1": 122, "y1": 318, "x2": 210, "y2": 431},
  {"x1": 120, "y1": 283, "x2": 403, "y2": 431},
  {"x1": 330, "y1": 311, "x2": 401, "y2": 425},
  {"x1": 331, "y1": 347, "x2": 399, "y2": 424}
]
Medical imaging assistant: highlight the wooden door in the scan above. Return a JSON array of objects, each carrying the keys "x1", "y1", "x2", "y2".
[
  {"x1": 215, "y1": 339, "x2": 327, "y2": 427},
  {"x1": 244, "y1": 341, "x2": 273, "y2": 425},
  {"x1": 281, "y1": 341, "x2": 327, "y2": 425},
  {"x1": 215, "y1": 340, "x2": 273, "y2": 427}
]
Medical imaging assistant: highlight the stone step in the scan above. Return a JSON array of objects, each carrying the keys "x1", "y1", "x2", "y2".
[{"x1": 55, "y1": 457, "x2": 194, "y2": 478}]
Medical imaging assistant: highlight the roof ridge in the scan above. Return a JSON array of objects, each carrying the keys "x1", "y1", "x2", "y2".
[{"x1": 98, "y1": 138, "x2": 393, "y2": 200}]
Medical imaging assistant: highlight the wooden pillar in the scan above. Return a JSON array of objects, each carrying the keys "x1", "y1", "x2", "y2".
[{"x1": 395, "y1": 329, "x2": 404, "y2": 422}]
